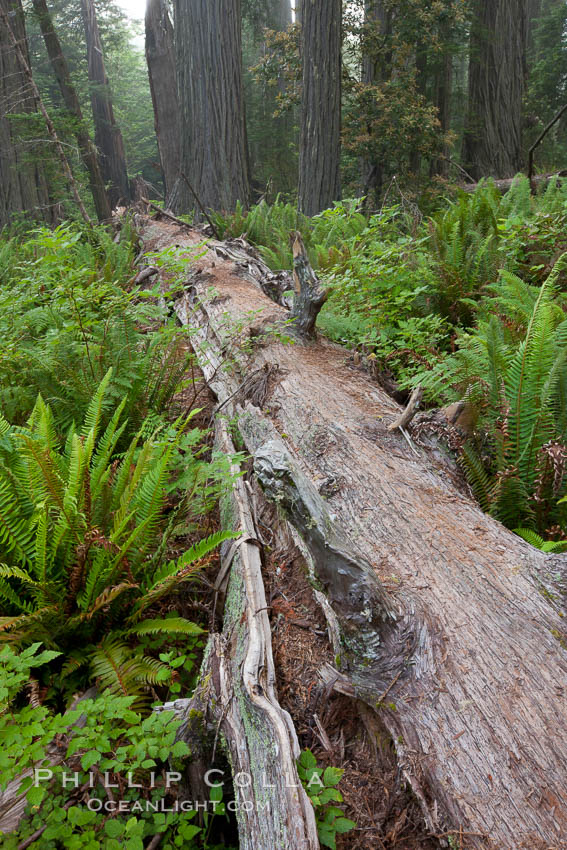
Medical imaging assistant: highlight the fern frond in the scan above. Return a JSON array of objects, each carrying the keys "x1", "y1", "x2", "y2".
[
  {"x1": 514, "y1": 528, "x2": 546, "y2": 549},
  {"x1": 459, "y1": 445, "x2": 491, "y2": 513},
  {"x1": 68, "y1": 582, "x2": 137, "y2": 624},
  {"x1": 127, "y1": 617, "x2": 204, "y2": 636},
  {"x1": 81, "y1": 367, "x2": 113, "y2": 440},
  {"x1": 89, "y1": 638, "x2": 172, "y2": 704}
]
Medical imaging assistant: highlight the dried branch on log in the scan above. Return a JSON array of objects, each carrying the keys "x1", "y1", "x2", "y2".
[
  {"x1": 461, "y1": 171, "x2": 567, "y2": 194},
  {"x1": 133, "y1": 266, "x2": 158, "y2": 285},
  {"x1": 141, "y1": 197, "x2": 191, "y2": 229},
  {"x1": 143, "y1": 218, "x2": 567, "y2": 850},
  {"x1": 387, "y1": 385, "x2": 423, "y2": 432}
]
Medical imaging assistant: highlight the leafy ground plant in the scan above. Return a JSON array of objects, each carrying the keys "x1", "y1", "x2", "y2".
[
  {"x1": 0, "y1": 223, "x2": 193, "y2": 431},
  {"x1": 414, "y1": 258, "x2": 567, "y2": 532},
  {"x1": 297, "y1": 749, "x2": 356, "y2": 849},
  {"x1": 0, "y1": 643, "x2": 209, "y2": 850}
]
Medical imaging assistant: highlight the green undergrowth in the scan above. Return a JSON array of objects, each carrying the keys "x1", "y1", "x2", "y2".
[
  {"x1": 0, "y1": 223, "x2": 193, "y2": 430},
  {"x1": 0, "y1": 222, "x2": 241, "y2": 848},
  {"x1": 216, "y1": 176, "x2": 567, "y2": 538}
]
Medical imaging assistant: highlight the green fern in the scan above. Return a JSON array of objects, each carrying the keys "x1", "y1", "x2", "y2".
[
  {"x1": 0, "y1": 378, "x2": 238, "y2": 700},
  {"x1": 415, "y1": 257, "x2": 567, "y2": 532},
  {"x1": 514, "y1": 528, "x2": 567, "y2": 552}
]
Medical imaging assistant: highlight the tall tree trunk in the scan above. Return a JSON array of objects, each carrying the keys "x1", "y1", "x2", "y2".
[
  {"x1": 172, "y1": 0, "x2": 250, "y2": 215},
  {"x1": 31, "y1": 0, "x2": 111, "y2": 222},
  {"x1": 0, "y1": 0, "x2": 90, "y2": 225},
  {"x1": 526, "y1": 0, "x2": 542, "y2": 56},
  {"x1": 298, "y1": 0, "x2": 341, "y2": 215},
  {"x1": 80, "y1": 0, "x2": 130, "y2": 207},
  {"x1": 360, "y1": 0, "x2": 390, "y2": 205},
  {"x1": 430, "y1": 47, "x2": 453, "y2": 177},
  {"x1": 269, "y1": 0, "x2": 292, "y2": 30},
  {"x1": 145, "y1": 0, "x2": 180, "y2": 206},
  {"x1": 462, "y1": 0, "x2": 529, "y2": 179},
  {"x1": 0, "y1": 0, "x2": 54, "y2": 228},
  {"x1": 409, "y1": 40, "x2": 428, "y2": 176}
]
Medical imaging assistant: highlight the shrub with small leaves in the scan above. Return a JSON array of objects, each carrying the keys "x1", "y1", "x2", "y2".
[
  {"x1": 297, "y1": 749, "x2": 356, "y2": 849},
  {"x1": 0, "y1": 643, "x2": 204, "y2": 850}
]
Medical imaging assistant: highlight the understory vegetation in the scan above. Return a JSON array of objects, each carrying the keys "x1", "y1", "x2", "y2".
[
  {"x1": 0, "y1": 224, "x2": 240, "y2": 849},
  {"x1": 215, "y1": 175, "x2": 567, "y2": 539},
  {"x1": 3, "y1": 175, "x2": 567, "y2": 848}
]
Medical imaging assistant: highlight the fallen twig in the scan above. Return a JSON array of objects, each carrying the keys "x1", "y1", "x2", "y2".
[
  {"x1": 141, "y1": 197, "x2": 191, "y2": 229},
  {"x1": 180, "y1": 172, "x2": 220, "y2": 239}
]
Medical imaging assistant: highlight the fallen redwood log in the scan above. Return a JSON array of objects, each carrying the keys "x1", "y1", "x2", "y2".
[
  {"x1": 156, "y1": 418, "x2": 318, "y2": 850},
  {"x1": 143, "y1": 219, "x2": 567, "y2": 850},
  {"x1": 461, "y1": 170, "x2": 567, "y2": 193}
]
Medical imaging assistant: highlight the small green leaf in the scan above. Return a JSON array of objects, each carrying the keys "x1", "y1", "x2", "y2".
[
  {"x1": 81, "y1": 750, "x2": 101, "y2": 770},
  {"x1": 323, "y1": 766, "x2": 343, "y2": 787},
  {"x1": 171, "y1": 740, "x2": 190, "y2": 757},
  {"x1": 26, "y1": 785, "x2": 46, "y2": 807},
  {"x1": 104, "y1": 819, "x2": 124, "y2": 838},
  {"x1": 299, "y1": 749, "x2": 317, "y2": 770},
  {"x1": 317, "y1": 824, "x2": 337, "y2": 849},
  {"x1": 209, "y1": 784, "x2": 223, "y2": 803},
  {"x1": 334, "y1": 817, "x2": 356, "y2": 834}
]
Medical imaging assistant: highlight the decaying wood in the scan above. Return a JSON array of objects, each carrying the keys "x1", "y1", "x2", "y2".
[
  {"x1": 290, "y1": 231, "x2": 327, "y2": 339},
  {"x1": 144, "y1": 218, "x2": 567, "y2": 850},
  {"x1": 461, "y1": 171, "x2": 567, "y2": 194},
  {"x1": 387, "y1": 385, "x2": 423, "y2": 432},
  {"x1": 156, "y1": 418, "x2": 318, "y2": 850},
  {"x1": 133, "y1": 265, "x2": 158, "y2": 285}
]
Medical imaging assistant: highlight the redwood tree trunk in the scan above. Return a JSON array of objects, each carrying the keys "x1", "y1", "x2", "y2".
[
  {"x1": 298, "y1": 0, "x2": 341, "y2": 215},
  {"x1": 462, "y1": 0, "x2": 529, "y2": 179},
  {"x1": 430, "y1": 45, "x2": 452, "y2": 177},
  {"x1": 145, "y1": 0, "x2": 180, "y2": 205},
  {"x1": 172, "y1": 0, "x2": 250, "y2": 215},
  {"x1": 80, "y1": 0, "x2": 130, "y2": 207},
  {"x1": 0, "y1": 0, "x2": 53, "y2": 228},
  {"x1": 32, "y1": 0, "x2": 111, "y2": 222},
  {"x1": 360, "y1": 0, "x2": 391, "y2": 204},
  {"x1": 270, "y1": 0, "x2": 292, "y2": 30}
]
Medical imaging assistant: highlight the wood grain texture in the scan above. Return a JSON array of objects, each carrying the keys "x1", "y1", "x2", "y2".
[{"x1": 144, "y1": 219, "x2": 567, "y2": 849}]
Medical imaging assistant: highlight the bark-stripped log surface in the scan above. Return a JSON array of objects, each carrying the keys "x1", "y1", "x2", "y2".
[
  {"x1": 141, "y1": 218, "x2": 567, "y2": 850},
  {"x1": 156, "y1": 419, "x2": 319, "y2": 850}
]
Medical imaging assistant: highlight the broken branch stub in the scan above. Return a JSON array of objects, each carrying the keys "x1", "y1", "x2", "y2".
[
  {"x1": 290, "y1": 231, "x2": 327, "y2": 339},
  {"x1": 388, "y1": 385, "x2": 423, "y2": 432}
]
